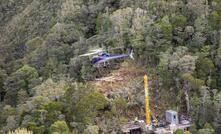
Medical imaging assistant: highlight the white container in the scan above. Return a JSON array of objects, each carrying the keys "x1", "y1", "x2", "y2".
[{"x1": 165, "y1": 110, "x2": 179, "y2": 124}]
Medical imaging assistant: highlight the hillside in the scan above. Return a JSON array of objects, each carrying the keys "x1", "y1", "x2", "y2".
[{"x1": 0, "y1": 0, "x2": 221, "y2": 134}]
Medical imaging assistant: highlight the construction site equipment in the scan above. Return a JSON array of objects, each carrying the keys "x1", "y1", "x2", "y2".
[
  {"x1": 144, "y1": 74, "x2": 150, "y2": 126},
  {"x1": 165, "y1": 110, "x2": 179, "y2": 125},
  {"x1": 122, "y1": 74, "x2": 192, "y2": 134},
  {"x1": 150, "y1": 112, "x2": 161, "y2": 128},
  {"x1": 121, "y1": 121, "x2": 143, "y2": 134},
  {"x1": 144, "y1": 75, "x2": 161, "y2": 128}
]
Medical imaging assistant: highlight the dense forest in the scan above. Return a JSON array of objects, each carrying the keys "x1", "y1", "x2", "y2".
[{"x1": 0, "y1": 0, "x2": 221, "y2": 133}]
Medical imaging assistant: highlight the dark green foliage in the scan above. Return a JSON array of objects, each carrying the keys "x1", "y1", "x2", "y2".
[
  {"x1": 64, "y1": 83, "x2": 92, "y2": 115},
  {"x1": 182, "y1": 73, "x2": 204, "y2": 90},
  {"x1": 3, "y1": 65, "x2": 39, "y2": 106},
  {"x1": 0, "y1": 105, "x2": 16, "y2": 128},
  {"x1": 204, "y1": 123, "x2": 214, "y2": 129},
  {"x1": 0, "y1": 0, "x2": 33, "y2": 26},
  {"x1": 198, "y1": 128, "x2": 215, "y2": 134},
  {"x1": 0, "y1": 69, "x2": 7, "y2": 101},
  {"x1": 0, "y1": 0, "x2": 62, "y2": 74},
  {"x1": 41, "y1": 101, "x2": 63, "y2": 125},
  {"x1": 1, "y1": 0, "x2": 221, "y2": 133},
  {"x1": 75, "y1": 91, "x2": 108, "y2": 124},
  {"x1": 195, "y1": 57, "x2": 215, "y2": 85},
  {"x1": 26, "y1": 37, "x2": 43, "y2": 53},
  {"x1": 209, "y1": 11, "x2": 221, "y2": 30},
  {"x1": 155, "y1": 16, "x2": 173, "y2": 40},
  {"x1": 27, "y1": 122, "x2": 45, "y2": 134},
  {"x1": 171, "y1": 14, "x2": 187, "y2": 28},
  {"x1": 49, "y1": 120, "x2": 69, "y2": 134},
  {"x1": 173, "y1": 129, "x2": 184, "y2": 134},
  {"x1": 112, "y1": 97, "x2": 127, "y2": 117},
  {"x1": 96, "y1": 13, "x2": 112, "y2": 34}
]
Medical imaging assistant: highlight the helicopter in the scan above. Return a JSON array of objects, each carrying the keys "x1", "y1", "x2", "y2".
[{"x1": 79, "y1": 47, "x2": 134, "y2": 67}]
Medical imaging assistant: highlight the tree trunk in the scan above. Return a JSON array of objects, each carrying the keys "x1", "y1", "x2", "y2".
[
  {"x1": 184, "y1": 89, "x2": 190, "y2": 114},
  {"x1": 184, "y1": 81, "x2": 190, "y2": 114}
]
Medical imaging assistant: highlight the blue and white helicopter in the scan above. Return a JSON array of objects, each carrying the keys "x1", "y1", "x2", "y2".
[{"x1": 79, "y1": 47, "x2": 134, "y2": 67}]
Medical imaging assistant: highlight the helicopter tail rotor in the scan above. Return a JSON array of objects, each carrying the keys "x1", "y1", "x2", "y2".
[{"x1": 129, "y1": 49, "x2": 134, "y2": 60}]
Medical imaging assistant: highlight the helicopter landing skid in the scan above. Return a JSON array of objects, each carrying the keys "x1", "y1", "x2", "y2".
[{"x1": 93, "y1": 62, "x2": 111, "y2": 68}]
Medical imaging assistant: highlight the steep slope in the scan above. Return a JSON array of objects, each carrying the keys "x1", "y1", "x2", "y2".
[
  {"x1": 91, "y1": 61, "x2": 171, "y2": 119},
  {"x1": 0, "y1": 0, "x2": 61, "y2": 72},
  {"x1": 1, "y1": 0, "x2": 221, "y2": 133}
]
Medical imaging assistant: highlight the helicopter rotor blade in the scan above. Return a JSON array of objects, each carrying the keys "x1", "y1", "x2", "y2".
[
  {"x1": 79, "y1": 50, "x2": 103, "y2": 57},
  {"x1": 90, "y1": 49, "x2": 104, "y2": 52},
  {"x1": 79, "y1": 46, "x2": 124, "y2": 57}
]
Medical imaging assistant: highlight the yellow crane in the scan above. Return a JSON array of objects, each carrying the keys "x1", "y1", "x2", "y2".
[
  {"x1": 144, "y1": 74, "x2": 159, "y2": 127},
  {"x1": 144, "y1": 75, "x2": 150, "y2": 126}
]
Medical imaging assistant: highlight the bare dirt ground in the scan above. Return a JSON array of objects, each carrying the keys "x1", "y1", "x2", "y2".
[
  {"x1": 90, "y1": 61, "x2": 170, "y2": 118},
  {"x1": 90, "y1": 61, "x2": 146, "y2": 94}
]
